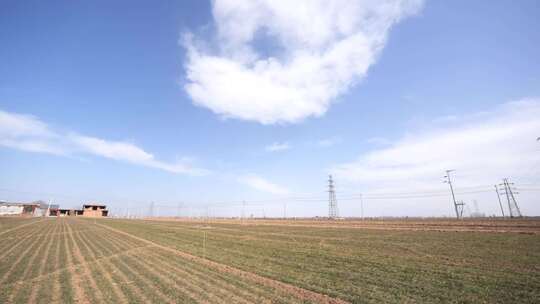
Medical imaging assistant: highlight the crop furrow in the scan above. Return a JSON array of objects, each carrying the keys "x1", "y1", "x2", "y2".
[
  {"x1": 75, "y1": 223, "x2": 128, "y2": 303},
  {"x1": 66, "y1": 218, "x2": 103, "y2": 303},
  {"x1": 10, "y1": 219, "x2": 57, "y2": 303},
  {"x1": 28, "y1": 220, "x2": 62, "y2": 303},
  {"x1": 0, "y1": 221, "x2": 53, "y2": 285}
]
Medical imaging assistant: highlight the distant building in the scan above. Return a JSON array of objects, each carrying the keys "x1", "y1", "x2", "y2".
[
  {"x1": 0, "y1": 201, "x2": 108, "y2": 217},
  {"x1": 32, "y1": 200, "x2": 51, "y2": 217},
  {"x1": 58, "y1": 209, "x2": 71, "y2": 216},
  {"x1": 0, "y1": 202, "x2": 40, "y2": 216},
  {"x1": 0, "y1": 202, "x2": 24, "y2": 216},
  {"x1": 48, "y1": 204, "x2": 60, "y2": 216},
  {"x1": 56, "y1": 209, "x2": 85, "y2": 216},
  {"x1": 81, "y1": 204, "x2": 108, "y2": 217},
  {"x1": 22, "y1": 204, "x2": 40, "y2": 216}
]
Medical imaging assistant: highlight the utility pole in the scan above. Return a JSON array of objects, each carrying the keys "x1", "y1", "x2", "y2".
[
  {"x1": 47, "y1": 198, "x2": 52, "y2": 217},
  {"x1": 149, "y1": 202, "x2": 154, "y2": 218},
  {"x1": 177, "y1": 202, "x2": 182, "y2": 218},
  {"x1": 242, "y1": 200, "x2": 246, "y2": 224},
  {"x1": 328, "y1": 175, "x2": 339, "y2": 219},
  {"x1": 443, "y1": 170, "x2": 463, "y2": 219},
  {"x1": 360, "y1": 193, "x2": 364, "y2": 220},
  {"x1": 494, "y1": 185, "x2": 505, "y2": 217}
]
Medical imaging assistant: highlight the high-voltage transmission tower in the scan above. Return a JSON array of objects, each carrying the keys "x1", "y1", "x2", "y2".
[
  {"x1": 498, "y1": 178, "x2": 522, "y2": 218},
  {"x1": 328, "y1": 175, "x2": 339, "y2": 218},
  {"x1": 443, "y1": 170, "x2": 465, "y2": 219},
  {"x1": 148, "y1": 201, "x2": 155, "y2": 218}
]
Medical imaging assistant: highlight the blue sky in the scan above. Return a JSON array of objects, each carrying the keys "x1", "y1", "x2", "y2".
[{"x1": 1, "y1": 0, "x2": 539, "y2": 217}]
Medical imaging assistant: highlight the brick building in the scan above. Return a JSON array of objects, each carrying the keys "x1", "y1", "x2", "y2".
[{"x1": 81, "y1": 204, "x2": 108, "y2": 217}]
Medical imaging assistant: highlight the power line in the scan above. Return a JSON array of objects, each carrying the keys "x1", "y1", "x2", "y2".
[{"x1": 1, "y1": 181, "x2": 537, "y2": 217}]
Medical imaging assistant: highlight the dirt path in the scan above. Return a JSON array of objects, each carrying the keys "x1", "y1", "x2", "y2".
[
  {"x1": 27, "y1": 220, "x2": 60, "y2": 303},
  {"x1": 65, "y1": 219, "x2": 105, "y2": 303},
  {"x1": 192, "y1": 219, "x2": 540, "y2": 234},
  {"x1": 96, "y1": 232, "x2": 164, "y2": 303},
  {"x1": 0, "y1": 241, "x2": 155, "y2": 290},
  {"x1": 97, "y1": 222, "x2": 349, "y2": 304},
  {"x1": 140, "y1": 248, "x2": 285, "y2": 304},
  {"x1": 107, "y1": 228, "x2": 262, "y2": 303},
  {"x1": 50, "y1": 220, "x2": 63, "y2": 303},
  {"x1": 98, "y1": 225, "x2": 250, "y2": 304},
  {"x1": 93, "y1": 228, "x2": 202, "y2": 303},
  {"x1": 101, "y1": 227, "x2": 281, "y2": 304},
  {"x1": 250, "y1": 222, "x2": 540, "y2": 234},
  {"x1": 59, "y1": 219, "x2": 80, "y2": 303},
  {"x1": 62, "y1": 219, "x2": 86, "y2": 304},
  {"x1": 74, "y1": 225, "x2": 129, "y2": 304}
]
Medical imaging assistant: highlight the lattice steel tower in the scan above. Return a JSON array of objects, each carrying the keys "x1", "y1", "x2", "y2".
[
  {"x1": 499, "y1": 178, "x2": 522, "y2": 218},
  {"x1": 328, "y1": 175, "x2": 339, "y2": 218}
]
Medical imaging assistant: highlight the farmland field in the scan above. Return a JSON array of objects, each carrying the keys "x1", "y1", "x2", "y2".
[{"x1": 0, "y1": 217, "x2": 539, "y2": 303}]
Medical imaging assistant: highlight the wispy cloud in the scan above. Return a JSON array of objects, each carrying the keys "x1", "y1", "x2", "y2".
[
  {"x1": 0, "y1": 109, "x2": 210, "y2": 176},
  {"x1": 265, "y1": 142, "x2": 290, "y2": 152},
  {"x1": 432, "y1": 115, "x2": 458, "y2": 123},
  {"x1": 332, "y1": 98, "x2": 540, "y2": 189},
  {"x1": 183, "y1": 0, "x2": 424, "y2": 124},
  {"x1": 365, "y1": 137, "x2": 392, "y2": 146},
  {"x1": 237, "y1": 174, "x2": 289, "y2": 195},
  {"x1": 317, "y1": 137, "x2": 341, "y2": 147},
  {"x1": 0, "y1": 110, "x2": 65, "y2": 155}
]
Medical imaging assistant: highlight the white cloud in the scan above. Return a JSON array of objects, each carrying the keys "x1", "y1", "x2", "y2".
[
  {"x1": 0, "y1": 110, "x2": 52, "y2": 138},
  {"x1": 0, "y1": 110, "x2": 64, "y2": 155},
  {"x1": 0, "y1": 110, "x2": 209, "y2": 176},
  {"x1": 265, "y1": 142, "x2": 290, "y2": 152},
  {"x1": 238, "y1": 174, "x2": 289, "y2": 195},
  {"x1": 332, "y1": 98, "x2": 540, "y2": 189},
  {"x1": 365, "y1": 137, "x2": 392, "y2": 146},
  {"x1": 183, "y1": 0, "x2": 424, "y2": 124},
  {"x1": 70, "y1": 135, "x2": 154, "y2": 163},
  {"x1": 317, "y1": 137, "x2": 341, "y2": 147},
  {"x1": 433, "y1": 114, "x2": 458, "y2": 123}
]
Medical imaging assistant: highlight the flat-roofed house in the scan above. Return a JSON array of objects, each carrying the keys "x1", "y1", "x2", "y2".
[
  {"x1": 0, "y1": 202, "x2": 24, "y2": 216},
  {"x1": 21, "y1": 204, "x2": 40, "y2": 216},
  {"x1": 0, "y1": 202, "x2": 40, "y2": 216},
  {"x1": 82, "y1": 204, "x2": 108, "y2": 217}
]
